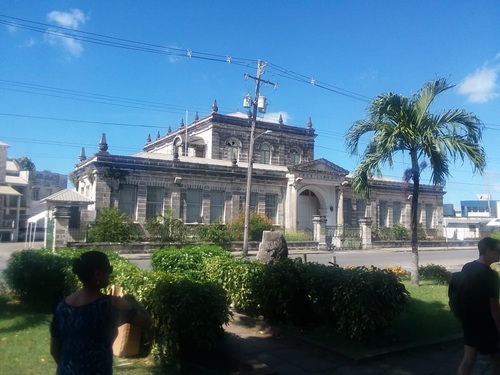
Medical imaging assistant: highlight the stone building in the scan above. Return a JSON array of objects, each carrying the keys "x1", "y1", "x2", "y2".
[{"x1": 73, "y1": 102, "x2": 444, "y2": 248}]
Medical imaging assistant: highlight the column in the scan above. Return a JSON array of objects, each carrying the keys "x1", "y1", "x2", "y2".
[
  {"x1": 312, "y1": 215, "x2": 327, "y2": 250},
  {"x1": 52, "y1": 206, "x2": 71, "y2": 250},
  {"x1": 359, "y1": 218, "x2": 373, "y2": 250}
]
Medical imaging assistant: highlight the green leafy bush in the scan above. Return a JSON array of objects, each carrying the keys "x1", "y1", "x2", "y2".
[
  {"x1": 145, "y1": 208, "x2": 187, "y2": 242},
  {"x1": 196, "y1": 220, "x2": 231, "y2": 244},
  {"x1": 392, "y1": 223, "x2": 410, "y2": 240},
  {"x1": 418, "y1": 263, "x2": 451, "y2": 284},
  {"x1": 257, "y1": 259, "x2": 313, "y2": 325},
  {"x1": 148, "y1": 274, "x2": 231, "y2": 364},
  {"x1": 87, "y1": 207, "x2": 133, "y2": 243},
  {"x1": 333, "y1": 266, "x2": 410, "y2": 339},
  {"x1": 203, "y1": 257, "x2": 264, "y2": 314},
  {"x1": 151, "y1": 245, "x2": 231, "y2": 274},
  {"x1": 372, "y1": 226, "x2": 393, "y2": 241},
  {"x1": 227, "y1": 211, "x2": 273, "y2": 241},
  {"x1": 296, "y1": 261, "x2": 346, "y2": 324},
  {"x1": 2, "y1": 249, "x2": 78, "y2": 311}
]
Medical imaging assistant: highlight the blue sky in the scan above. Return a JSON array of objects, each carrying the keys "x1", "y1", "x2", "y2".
[{"x1": 1, "y1": 1, "x2": 499, "y2": 209}]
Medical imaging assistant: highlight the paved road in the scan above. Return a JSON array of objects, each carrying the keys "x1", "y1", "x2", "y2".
[
  {"x1": 0, "y1": 242, "x2": 479, "y2": 274},
  {"x1": 122, "y1": 247, "x2": 479, "y2": 272},
  {"x1": 294, "y1": 247, "x2": 477, "y2": 272}
]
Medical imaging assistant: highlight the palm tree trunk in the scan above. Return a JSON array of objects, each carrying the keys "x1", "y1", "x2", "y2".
[{"x1": 410, "y1": 152, "x2": 420, "y2": 286}]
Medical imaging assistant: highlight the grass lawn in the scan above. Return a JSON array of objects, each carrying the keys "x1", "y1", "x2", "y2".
[
  {"x1": 0, "y1": 294, "x2": 243, "y2": 375},
  {"x1": 296, "y1": 281, "x2": 462, "y2": 356},
  {"x1": 0, "y1": 295, "x2": 164, "y2": 375}
]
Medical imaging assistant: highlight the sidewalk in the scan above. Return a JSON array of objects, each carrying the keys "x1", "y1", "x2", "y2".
[{"x1": 223, "y1": 312, "x2": 492, "y2": 375}]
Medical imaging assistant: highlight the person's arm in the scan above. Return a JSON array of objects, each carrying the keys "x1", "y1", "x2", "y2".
[
  {"x1": 112, "y1": 295, "x2": 152, "y2": 329},
  {"x1": 489, "y1": 271, "x2": 500, "y2": 332},
  {"x1": 124, "y1": 294, "x2": 152, "y2": 328},
  {"x1": 491, "y1": 298, "x2": 500, "y2": 333},
  {"x1": 50, "y1": 337, "x2": 60, "y2": 364}
]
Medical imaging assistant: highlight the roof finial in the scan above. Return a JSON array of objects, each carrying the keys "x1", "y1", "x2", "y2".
[
  {"x1": 79, "y1": 147, "x2": 87, "y2": 161},
  {"x1": 180, "y1": 118, "x2": 184, "y2": 128},
  {"x1": 195, "y1": 111, "x2": 199, "y2": 121},
  {"x1": 306, "y1": 116, "x2": 313, "y2": 129},
  {"x1": 279, "y1": 114, "x2": 283, "y2": 125},
  {"x1": 98, "y1": 133, "x2": 108, "y2": 153},
  {"x1": 212, "y1": 99, "x2": 218, "y2": 113},
  {"x1": 156, "y1": 131, "x2": 161, "y2": 139},
  {"x1": 147, "y1": 134, "x2": 152, "y2": 143},
  {"x1": 168, "y1": 125, "x2": 172, "y2": 134}
]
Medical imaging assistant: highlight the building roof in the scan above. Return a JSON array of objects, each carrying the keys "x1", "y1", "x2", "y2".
[
  {"x1": 5, "y1": 175, "x2": 28, "y2": 185},
  {"x1": 443, "y1": 203, "x2": 456, "y2": 217},
  {"x1": 6, "y1": 160, "x2": 18, "y2": 171},
  {"x1": 0, "y1": 185, "x2": 22, "y2": 196},
  {"x1": 40, "y1": 189, "x2": 94, "y2": 204}
]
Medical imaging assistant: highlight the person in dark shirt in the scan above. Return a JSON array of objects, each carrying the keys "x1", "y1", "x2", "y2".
[
  {"x1": 50, "y1": 251, "x2": 151, "y2": 375},
  {"x1": 458, "y1": 237, "x2": 500, "y2": 375}
]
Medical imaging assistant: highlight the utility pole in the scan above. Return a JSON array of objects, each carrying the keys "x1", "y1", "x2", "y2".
[{"x1": 242, "y1": 60, "x2": 277, "y2": 256}]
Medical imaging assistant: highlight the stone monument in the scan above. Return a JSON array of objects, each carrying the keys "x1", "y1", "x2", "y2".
[{"x1": 256, "y1": 231, "x2": 288, "y2": 264}]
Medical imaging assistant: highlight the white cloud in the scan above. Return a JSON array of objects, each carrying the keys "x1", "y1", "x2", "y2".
[
  {"x1": 45, "y1": 31, "x2": 83, "y2": 57},
  {"x1": 47, "y1": 9, "x2": 87, "y2": 29},
  {"x1": 458, "y1": 60, "x2": 500, "y2": 103},
  {"x1": 45, "y1": 9, "x2": 88, "y2": 58}
]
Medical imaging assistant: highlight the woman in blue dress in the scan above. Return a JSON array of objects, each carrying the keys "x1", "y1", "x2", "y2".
[{"x1": 50, "y1": 251, "x2": 150, "y2": 375}]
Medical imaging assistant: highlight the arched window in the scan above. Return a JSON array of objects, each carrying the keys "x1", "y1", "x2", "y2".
[
  {"x1": 290, "y1": 148, "x2": 301, "y2": 165},
  {"x1": 260, "y1": 143, "x2": 271, "y2": 164},
  {"x1": 226, "y1": 138, "x2": 240, "y2": 161},
  {"x1": 173, "y1": 137, "x2": 183, "y2": 156}
]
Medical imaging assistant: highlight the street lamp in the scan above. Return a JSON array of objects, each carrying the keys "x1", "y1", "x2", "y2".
[{"x1": 241, "y1": 60, "x2": 276, "y2": 255}]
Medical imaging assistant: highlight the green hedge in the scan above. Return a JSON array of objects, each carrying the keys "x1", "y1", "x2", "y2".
[
  {"x1": 2, "y1": 249, "x2": 78, "y2": 312},
  {"x1": 332, "y1": 266, "x2": 410, "y2": 339},
  {"x1": 151, "y1": 245, "x2": 231, "y2": 273},
  {"x1": 147, "y1": 274, "x2": 231, "y2": 363},
  {"x1": 4, "y1": 246, "x2": 412, "y2": 347},
  {"x1": 2, "y1": 248, "x2": 232, "y2": 364},
  {"x1": 202, "y1": 256, "x2": 264, "y2": 315}
]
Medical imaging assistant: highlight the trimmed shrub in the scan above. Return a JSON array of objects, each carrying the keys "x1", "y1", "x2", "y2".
[
  {"x1": 3, "y1": 249, "x2": 78, "y2": 311},
  {"x1": 148, "y1": 274, "x2": 231, "y2": 364},
  {"x1": 88, "y1": 207, "x2": 133, "y2": 243},
  {"x1": 333, "y1": 266, "x2": 410, "y2": 339},
  {"x1": 257, "y1": 259, "x2": 313, "y2": 326},
  {"x1": 418, "y1": 263, "x2": 451, "y2": 284},
  {"x1": 295, "y1": 261, "x2": 346, "y2": 325},
  {"x1": 151, "y1": 245, "x2": 231, "y2": 274},
  {"x1": 203, "y1": 256, "x2": 264, "y2": 315},
  {"x1": 227, "y1": 211, "x2": 273, "y2": 241}
]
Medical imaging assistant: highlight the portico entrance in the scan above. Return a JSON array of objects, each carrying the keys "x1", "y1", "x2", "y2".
[{"x1": 297, "y1": 189, "x2": 319, "y2": 233}]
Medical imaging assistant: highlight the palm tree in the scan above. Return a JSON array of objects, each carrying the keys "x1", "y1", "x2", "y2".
[{"x1": 346, "y1": 78, "x2": 486, "y2": 285}]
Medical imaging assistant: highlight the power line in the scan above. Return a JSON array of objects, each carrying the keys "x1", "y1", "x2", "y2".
[{"x1": 0, "y1": 13, "x2": 371, "y2": 104}]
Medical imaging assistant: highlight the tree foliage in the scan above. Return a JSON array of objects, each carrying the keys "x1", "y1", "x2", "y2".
[
  {"x1": 87, "y1": 207, "x2": 133, "y2": 242},
  {"x1": 14, "y1": 156, "x2": 36, "y2": 171},
  {"x1": 346, "y1": 78, "x2": 486, "y2": 285}
]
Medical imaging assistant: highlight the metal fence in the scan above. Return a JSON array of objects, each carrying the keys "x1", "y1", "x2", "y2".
[{"x1": 326, "y1": 225, "x2": 362, "y2": 250}]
